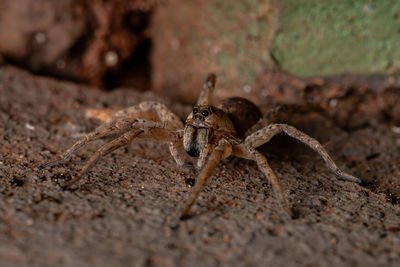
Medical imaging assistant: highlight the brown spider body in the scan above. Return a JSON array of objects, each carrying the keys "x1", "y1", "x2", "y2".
[{"x1": 40, "y1": 73, "x2": 361, "y2": 219}]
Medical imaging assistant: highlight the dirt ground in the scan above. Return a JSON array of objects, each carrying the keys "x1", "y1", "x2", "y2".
[{"x1": 1, "y1": 65, "x2": 400, "y2": 266}]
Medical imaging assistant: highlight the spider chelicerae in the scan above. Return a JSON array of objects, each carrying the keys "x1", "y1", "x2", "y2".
[{"x1": 40, "y1": 74, "x2": 360, "y2": 218}]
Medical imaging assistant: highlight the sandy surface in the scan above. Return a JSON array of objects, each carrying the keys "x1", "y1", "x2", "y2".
[{"x1": 1, "y1": 65, "x2": 400, "y2": 266}]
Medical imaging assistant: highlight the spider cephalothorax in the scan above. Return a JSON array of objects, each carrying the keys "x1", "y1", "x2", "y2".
[
  {"x1": 40, "y1": 73, "x2": 360, "y2": 219},
  {"x1": 184, "y1": 105, "x2": 235, "y2": 157}
]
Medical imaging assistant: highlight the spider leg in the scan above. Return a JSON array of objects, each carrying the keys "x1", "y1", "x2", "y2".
[
  {"x1": 112, "y1": 101, "x2": 186, "y2": 166},
  {"x1": 64, "y1": 130, "x2": 141, "y2": 187},
  {"x1": 39, "y1": 118, "x2": 142, "y2": 169},
  {"x1": 169, "y1": 140, "x2": 213, "y2": 169},
  {"x1": 40, "y1": 101, "x2": 183, "y2": 169},
  {"x1": 195, "y1": 133, "x2": 237, "y2": 170},
  {"x1": 196, "y1": 73, "x2": 216, "y2": 106},
  {"x1": 180, "y1": 142, "x2": 231, "y2": 219},
  {"x1": 245, "y1": 103, "x2": 327, "y2": 138},
  {"x1": 245, "y1": 124, "x2": 361, "y2": 183},
  {"x1": 111, "y1": 101, "x2": 183, "y2": 130},
  {"x1": 169, "y1": 133, "x2": 185, "y2": 167},
  {"x1": 64, "y1": 119, "x2": 178, "y2": 187},
  {"x1": 232, "y1": 144, "x2": 294, "y2": 218},
  {"x1": 196, "y1": 144, "x2": 214, "y2": 169}
]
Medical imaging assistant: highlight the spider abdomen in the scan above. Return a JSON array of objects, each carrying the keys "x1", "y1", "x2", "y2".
[{"x1": 219, "y1": 97, "x2": 262, "y2": 138}]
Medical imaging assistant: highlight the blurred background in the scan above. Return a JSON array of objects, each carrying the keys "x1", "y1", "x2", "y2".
[
  {"x1": 1, "y1": 2, "x2": 400, "y2": 265},
  {"x1": 1, "y1": 0, "x2": 399, "y2": 122}
]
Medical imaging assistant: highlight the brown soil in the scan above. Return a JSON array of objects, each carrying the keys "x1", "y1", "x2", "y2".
[{"x1": 1, "y1": 65, "x2": 400, "y2": 266}]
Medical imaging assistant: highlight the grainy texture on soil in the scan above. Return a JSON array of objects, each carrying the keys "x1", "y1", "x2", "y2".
[{"x1": 1, "y1": 66, "x2": 400, "y2": 266}]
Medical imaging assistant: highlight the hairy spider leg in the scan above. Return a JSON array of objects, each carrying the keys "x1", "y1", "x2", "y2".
[
  {"x1": 64, "y1": 130, "x2": 141, "y2": 187},
  {"x1": 39, "y1": 118, "x2": 141, "y2": 169},
  {"x1": 181, "y1": 142, "x2": 231, "y2": 219},
  {"x1": 111, "y1": 101, "x2": 183, "y2": 130},
  {"x1": 232, "y1": 144, "x2": 294, "y2": 218},
  {"x1": 169, "y1": 134, "x2": 185, "y2": 167},
  {"x1": 40, "y1": 101, "x2": 184, "y2": 169},
  {"x1": 245, "y1": 104, "x2": 329, "y2": 137},
  {"x1": 197, "y1": 144, "x2": 214, "y2": 169},
  {"x1": 197, "y1": 73, "x2": 216, "y2": 106},
  {"x1": 245, "y1": 124, "x2": 361, "y2": 183},
  {"x1": 112, "y1": 101, "x2": 185, "y2": 167},
  {"x1": 64, "y1": 119, "x2": 178, "y2": 187}
]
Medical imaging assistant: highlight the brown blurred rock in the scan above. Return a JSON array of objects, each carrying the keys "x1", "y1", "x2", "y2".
[
  {"x1": 0, "y1": 0, "x2": 156, "y2": 89},
  {"x1": 152, "y1": 0, "x2": 279, "y2": 104},
  {"x1": 254, "y1": 71, "x2": 400, "y2": 128},
  {"x1": 0, "y1": 0, "x2": 86, "y2": 75}
]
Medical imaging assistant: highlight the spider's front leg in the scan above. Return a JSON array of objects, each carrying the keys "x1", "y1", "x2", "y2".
[
  {"x1": 180, "y1": 141, "x2": 232, "y2": 219},
  {"x1": 40, "y1": 101, "x2": 184, "y2": 169},
  {"x1": 39, "y1": 117, "x2": 142, "y2": 169},
  {"x1": 245, "y1": 124, "x2": 361, "y2": 183},
  {"x1": 111, "y1": 101, "x2": 183, "y2": 130},
  {"x1": 114, "y1": 101, "x2": 187, "y2": 168},
  {"x1": 232, "y1": 144, "x2": 294, "y2": 218},
  {"x1": 168, "y1": 136, "x2": 185, "y2": 167},
  {"x1": 196, "y1": 144, "x2": 214, "y2": 169},
  {"x1": 64, "y1": 119, "x2": 179, "y2": 188}
]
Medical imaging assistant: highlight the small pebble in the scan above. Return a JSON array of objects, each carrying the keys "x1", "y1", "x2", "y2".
[
  {"x1": 392, "y1": 126, "x2": 400, "y2": 134},
  {"x1": 105, "y1": 51, "x2": 119, "y2": 67},
  {"x1": 243, "y1": 85, "x2": 252, "y2": 93},
  {"x1": 25, "y1": 123, "x2": 35, "y2": 131}
]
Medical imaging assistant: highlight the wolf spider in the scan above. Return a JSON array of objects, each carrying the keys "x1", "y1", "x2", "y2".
[{"x1": 40, "y1": 74, "x2": 360, "y2": 218}]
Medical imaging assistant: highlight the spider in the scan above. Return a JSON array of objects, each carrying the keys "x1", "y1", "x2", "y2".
[{"x1": 40, "y1": 74, "x2": 361, "y2": 219}]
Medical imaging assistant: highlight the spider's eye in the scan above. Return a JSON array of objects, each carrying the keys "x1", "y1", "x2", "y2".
[
  {"x1": 201, "y1": 110, "x2": 209, "y2": 117},
  {"x1": 193, "y1": 108, "x2": 198, "y2": 114}
]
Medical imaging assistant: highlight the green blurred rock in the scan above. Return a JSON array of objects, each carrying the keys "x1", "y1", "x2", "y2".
[
  {"x1": 272, "y1": 0, "x2": 400, "y2": 76},
  {"x1": 152, "y1": 0, "x2": 400, "y2": 103}
]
